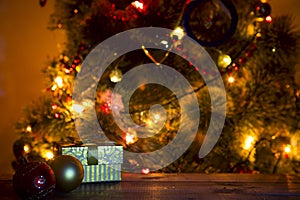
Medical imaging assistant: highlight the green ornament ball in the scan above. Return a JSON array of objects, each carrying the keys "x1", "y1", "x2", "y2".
[{"x1": 50, "y1": 155, "x2": 84, "y2": 192}]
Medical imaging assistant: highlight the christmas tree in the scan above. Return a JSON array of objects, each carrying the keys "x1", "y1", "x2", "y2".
[{"x1": 13, "y1": 0, "x2": 300, "y2": 174}]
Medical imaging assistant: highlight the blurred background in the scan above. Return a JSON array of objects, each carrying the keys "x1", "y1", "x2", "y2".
[{"x1": 0, "y1": 0, "x2": 299, "y2": 175}]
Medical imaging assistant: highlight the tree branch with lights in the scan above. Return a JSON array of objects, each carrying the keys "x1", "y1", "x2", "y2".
[{"x1": 13, "y1": 0, "x2": 300, "y2": 174}]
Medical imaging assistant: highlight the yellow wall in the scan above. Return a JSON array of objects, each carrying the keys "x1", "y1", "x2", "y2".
[{"x1": 0, "y1": 0, "x2": 65, "y2": 175}]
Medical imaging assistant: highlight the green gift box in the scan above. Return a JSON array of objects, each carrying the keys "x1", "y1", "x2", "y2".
[
  {"x1": 83, "y1": 164, "x2": 121, "y2": 183},
  {"x1": 60, "y1": 143, "x2": 123, "y2": 165},
  {"x1": 57, "y1": 142, "x2": 123, "y2": 182}
]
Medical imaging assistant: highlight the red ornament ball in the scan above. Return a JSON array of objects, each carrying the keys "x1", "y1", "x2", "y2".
[
  {"x1": 13, "y1": 160, "x2": 56, "y2": 199},
  {"x1": 255, "y1": 2, "x2": 271, "y2": 18}
]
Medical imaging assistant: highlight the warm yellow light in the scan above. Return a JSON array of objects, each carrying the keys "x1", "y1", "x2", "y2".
[
  {"x1": 247, "y1": 24, "x2": 255, "y2": 36},
  {"x1": 228, "y1": 76, "x2": 235, "y2": 83},
  {"x1": 265, "y1": 15, "x2": 272, "y2": 23},
  {"x1": 45, "y1": 151, "x2": 54, "y2": 160},
  {"x1": 218, "y1": 54, "x2": 232, "y2": 68},
  {"x1": 256, "y1": 17, "x2": 265, "y2": 22},
  {"x1": 125, "y1": 129, "x2": 137, "y2": 145},
  {"x1": 260, "y1": 0, "x2": 267, "y2": 3},
  {"x1": 244, "y1": 136, "x2": 255, "y2": 150},
  {"x1": 141, "y1": 168, "x2": 150, "y2": 174},
  {"x1": 284, "y1": 144, "x2": 291, "y2": 153},
  {"x1": 170, "y1": 26, "x2": 185, "y2": 40},
  {"x1": 54, "y1": 76, "x2": 64, "y2": 88},
  {"x1": 256, "y1": 33, "x2": 262, "y2": 38},
  {"x1": 26, "y1": 125, "x2": 32, "y2": 133},
  {"x1": 23, "y1": 144, "x2": 30, "y2": 153},
  {"x1": 109, "y1": 68, "x2": 123, "y2": 83},
  {"x1": 51, "y1": 84, "x2": 57, "y2": 91},
  {"x1": 75, "y1": 65, "x2": 81, "y2": 72},
  {"x1": 125, "y1": 133, "x2": 135, "y2": 145}
]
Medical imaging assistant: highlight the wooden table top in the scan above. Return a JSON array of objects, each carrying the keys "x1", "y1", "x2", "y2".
[{"x1": 1, "y1": 173, "x2": 300, "y2": 199}]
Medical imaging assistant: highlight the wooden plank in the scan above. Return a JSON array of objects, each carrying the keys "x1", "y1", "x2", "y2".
[{"x1": 1, "y1": 173, "x2": 299, "y2": 199}]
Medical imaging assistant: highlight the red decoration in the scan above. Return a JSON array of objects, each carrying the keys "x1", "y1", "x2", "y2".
[
  {"x1": 51, "y1": 104, "x2": 58, "y2": 110},
  {"x1": 100, "y1": 102, "x2": 111, "y2": 114},
  {"x1": 265, "y1": 15, "x2": 273, "y2": 23},
  {"x1": 13, "y1": 160, "x2": 56, "y2": 199}
]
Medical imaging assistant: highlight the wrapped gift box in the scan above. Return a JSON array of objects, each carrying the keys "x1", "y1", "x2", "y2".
[{"x1": 57, "y1": 142, "x2": 123, "y2": 183}]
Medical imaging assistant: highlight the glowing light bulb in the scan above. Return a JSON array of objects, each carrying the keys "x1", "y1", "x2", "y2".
[
  {"x1": 218, "y1": 54, "x2": 232, "y2": 68},
  {"x1": 228, "y1": 76, "x2": 235, "y2": 83},
  {"x1": 46, "y1": 151, "x2": 54, "y2": 160},
  {"x1": 23, "y1": 144, "x2": 30, "y2": 153},
  {"x1": 141, "y1": 168, "x2": 150, "y2": 174},
  {"x1": 284, "y1": 144, "x2": 291, "y2": 153},
  {"x1": 265, "y1": 15, "x2": 272, "y2": 23},
  {"x1": 51, "y1": 104, "x2": 58, "y2": 110},
  {"x1": 125, "y1": 133, "x2": 135, "y2": 145},
  {"x1": 132, "y1": 1, "x2": 144, "y2": 11},
  {"x1": 170, "y1": 26, "x2": 185, "y2": 40},
  {"x1": 244, "y1": 136, "x2": 255, "y2": 150},
  {"x1": 26, "y1": 125, "x2": 32, "y2": 133},
  {"x1": 54, "y1": 76, "x2": 63, "y2": 88}
]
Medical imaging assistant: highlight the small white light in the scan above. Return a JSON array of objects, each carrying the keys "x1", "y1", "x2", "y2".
[{"x1": 244, "y1": 136, "x2": 255, "y2": 150}]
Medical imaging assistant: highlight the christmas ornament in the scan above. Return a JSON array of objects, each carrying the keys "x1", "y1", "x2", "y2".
[
  {"x1": 13, "y1": 159, "x2": 56, "y2": 199},
  {"x1": 183, "y1": 0, "x2": 238, "y2": 46},
  {"x1": 13, "y1": 139, "x2": 27, "y2": 160},
  {"x1": 39, "y1": 0, "x2": 47, "y2": 7},
  {"x1": 217, "y1": 53, "x2": 232, "y2": 68},
  {"x1": 255, "y1": 2, "x2": 271, "y2": 18},
  {"x1": 49, "y1": 155, "x2": 84, "y2": 192}
]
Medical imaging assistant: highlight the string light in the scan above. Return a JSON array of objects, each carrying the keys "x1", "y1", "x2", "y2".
[
  {"x1": 228, "y1": 76, "x2": 235, "y2": 83},
  {"x1": 51, "y1": 104, "x2": 58, "y2": 110},
  {"x1": 26, "y1": 125, "x2": 32, "y2": 133},
  {"x1": 23, "y1": 144, "x2": 30, "y2": 153},
  {"x1": 131, "y1": 1, "x2": 144, "y2": 12},
  {"x1": 170, "y1": 26, "x2": 185, "y2": 40},
  {"x1": 284, "y1": 144, "x2": 291, "y2": 153},
  {"x1": 45, "y1": 151, "x2": 54, "y2": 160},
  {"x1": 141, "y1": 168, "x2": 150, "y2": 174},
  {"x1": 54, "y1": 76, "x2": 64, "y2": 88},
  {"x1": 109, "y1": 68, "x2": 123, "y2": 83},
  {"x1": 244, "y1": 136, "x2": 255, "y2": 150},
  {"x1": 265, "y1": 15, "x2": 272, "y2": 23},
  {"x1": 125, "y1": 129, "x2": 137, "y2": 145}
]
